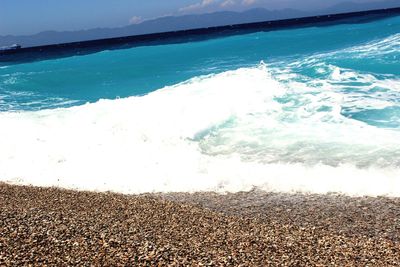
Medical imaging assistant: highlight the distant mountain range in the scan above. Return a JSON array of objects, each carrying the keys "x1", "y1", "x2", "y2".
[{"x1": 0, "y1": 0, "x2": 398, "y2": 48}]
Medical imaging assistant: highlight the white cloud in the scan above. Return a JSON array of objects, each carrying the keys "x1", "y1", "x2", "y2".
[
  {"x1": 220, "y1": 0, "x2": 236, "y2": 7},
  {"x1": 129, "y1": 16, "x2": 143, "y2": 25},
  {"x1": 179, "y1": 0, "x2": 216, "y2": 12},
  {"x1": 242, "y1": 0, "x2": 257, "y2": 5},
  {"x1": 179, "y1": 0, "x2": 258, "y2": 13}
]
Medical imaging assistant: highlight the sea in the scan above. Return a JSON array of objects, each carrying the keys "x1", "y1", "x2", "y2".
[{"x1": 0, "y1": 14, "x2": 399, "y2": 196}]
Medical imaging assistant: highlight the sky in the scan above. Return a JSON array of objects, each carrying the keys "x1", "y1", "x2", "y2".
[{"x1": 0, "y1": 0, "x2": 393, "y2": 36}]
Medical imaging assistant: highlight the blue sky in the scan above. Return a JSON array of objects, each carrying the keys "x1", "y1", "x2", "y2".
[{"x1": 0, "y1": 0, "x2": 392, "y2": 36}]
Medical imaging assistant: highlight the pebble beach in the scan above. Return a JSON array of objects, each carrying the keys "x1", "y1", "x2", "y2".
[{"x1": 1, "y1": 183, "x2": 400, "y2": 266}]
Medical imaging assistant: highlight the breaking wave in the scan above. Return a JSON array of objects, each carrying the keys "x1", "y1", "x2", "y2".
[{"x1": 1, "y1": 62, "x2": 400, "y2": 196}]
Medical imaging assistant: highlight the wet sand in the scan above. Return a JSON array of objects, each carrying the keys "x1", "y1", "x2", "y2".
[{"x1": 1, "y1": 183, "x2": 400, "y2": 266}]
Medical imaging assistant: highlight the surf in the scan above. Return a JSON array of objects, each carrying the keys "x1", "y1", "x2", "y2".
[
  {"x1": 0, "y1": 61, "x2": 399, "y2": 196},
  {"x1": 0, "y1": 14, "x2": 399, "y2": 196}
]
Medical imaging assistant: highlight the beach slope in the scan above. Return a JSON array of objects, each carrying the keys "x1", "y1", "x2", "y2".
[{"x1": 1, "y1": 183, "x2": 399, "y2": 266}]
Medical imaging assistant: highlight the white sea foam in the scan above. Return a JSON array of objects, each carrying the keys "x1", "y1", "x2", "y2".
[
  {"x1": 1, "y1": 64, "x2": 400, "y2": 196},
  {"x1": 344, "y1": 33, "x2": 400, "y2": 58}
]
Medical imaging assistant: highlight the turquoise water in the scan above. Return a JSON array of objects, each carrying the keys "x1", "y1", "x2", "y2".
[
  {"x1": 0, "y1": 15, "x2": 399, "y2": 195},
  {"x1": 1, "y1": 15, "x2": 399, "y2": 111}
]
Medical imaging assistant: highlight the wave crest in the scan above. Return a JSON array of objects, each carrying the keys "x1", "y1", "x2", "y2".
[{"x1": 1, "y1": 64, "x2": 400, "y2": 196}]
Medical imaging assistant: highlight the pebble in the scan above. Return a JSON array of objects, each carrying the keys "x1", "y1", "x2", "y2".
[{"x1": 1, "y1": 183, "x2": 400, "y2": 266}]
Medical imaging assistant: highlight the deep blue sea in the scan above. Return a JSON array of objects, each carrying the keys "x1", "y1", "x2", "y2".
[{"x1": 0, "y1": 15, "x2": 399, "y2": 195}]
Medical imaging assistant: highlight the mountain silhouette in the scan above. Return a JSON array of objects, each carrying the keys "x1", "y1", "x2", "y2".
[
  {"x1": 0, "y1": 0, "x2": 398, "y2": 47},
  {"x1": 322, "y1": 0, "x2": 399, "y2": 14}
]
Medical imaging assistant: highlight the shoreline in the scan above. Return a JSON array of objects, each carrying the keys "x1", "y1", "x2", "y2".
[{"x1": 1, "y1": 183, "x2": 400, "y2": 265}]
